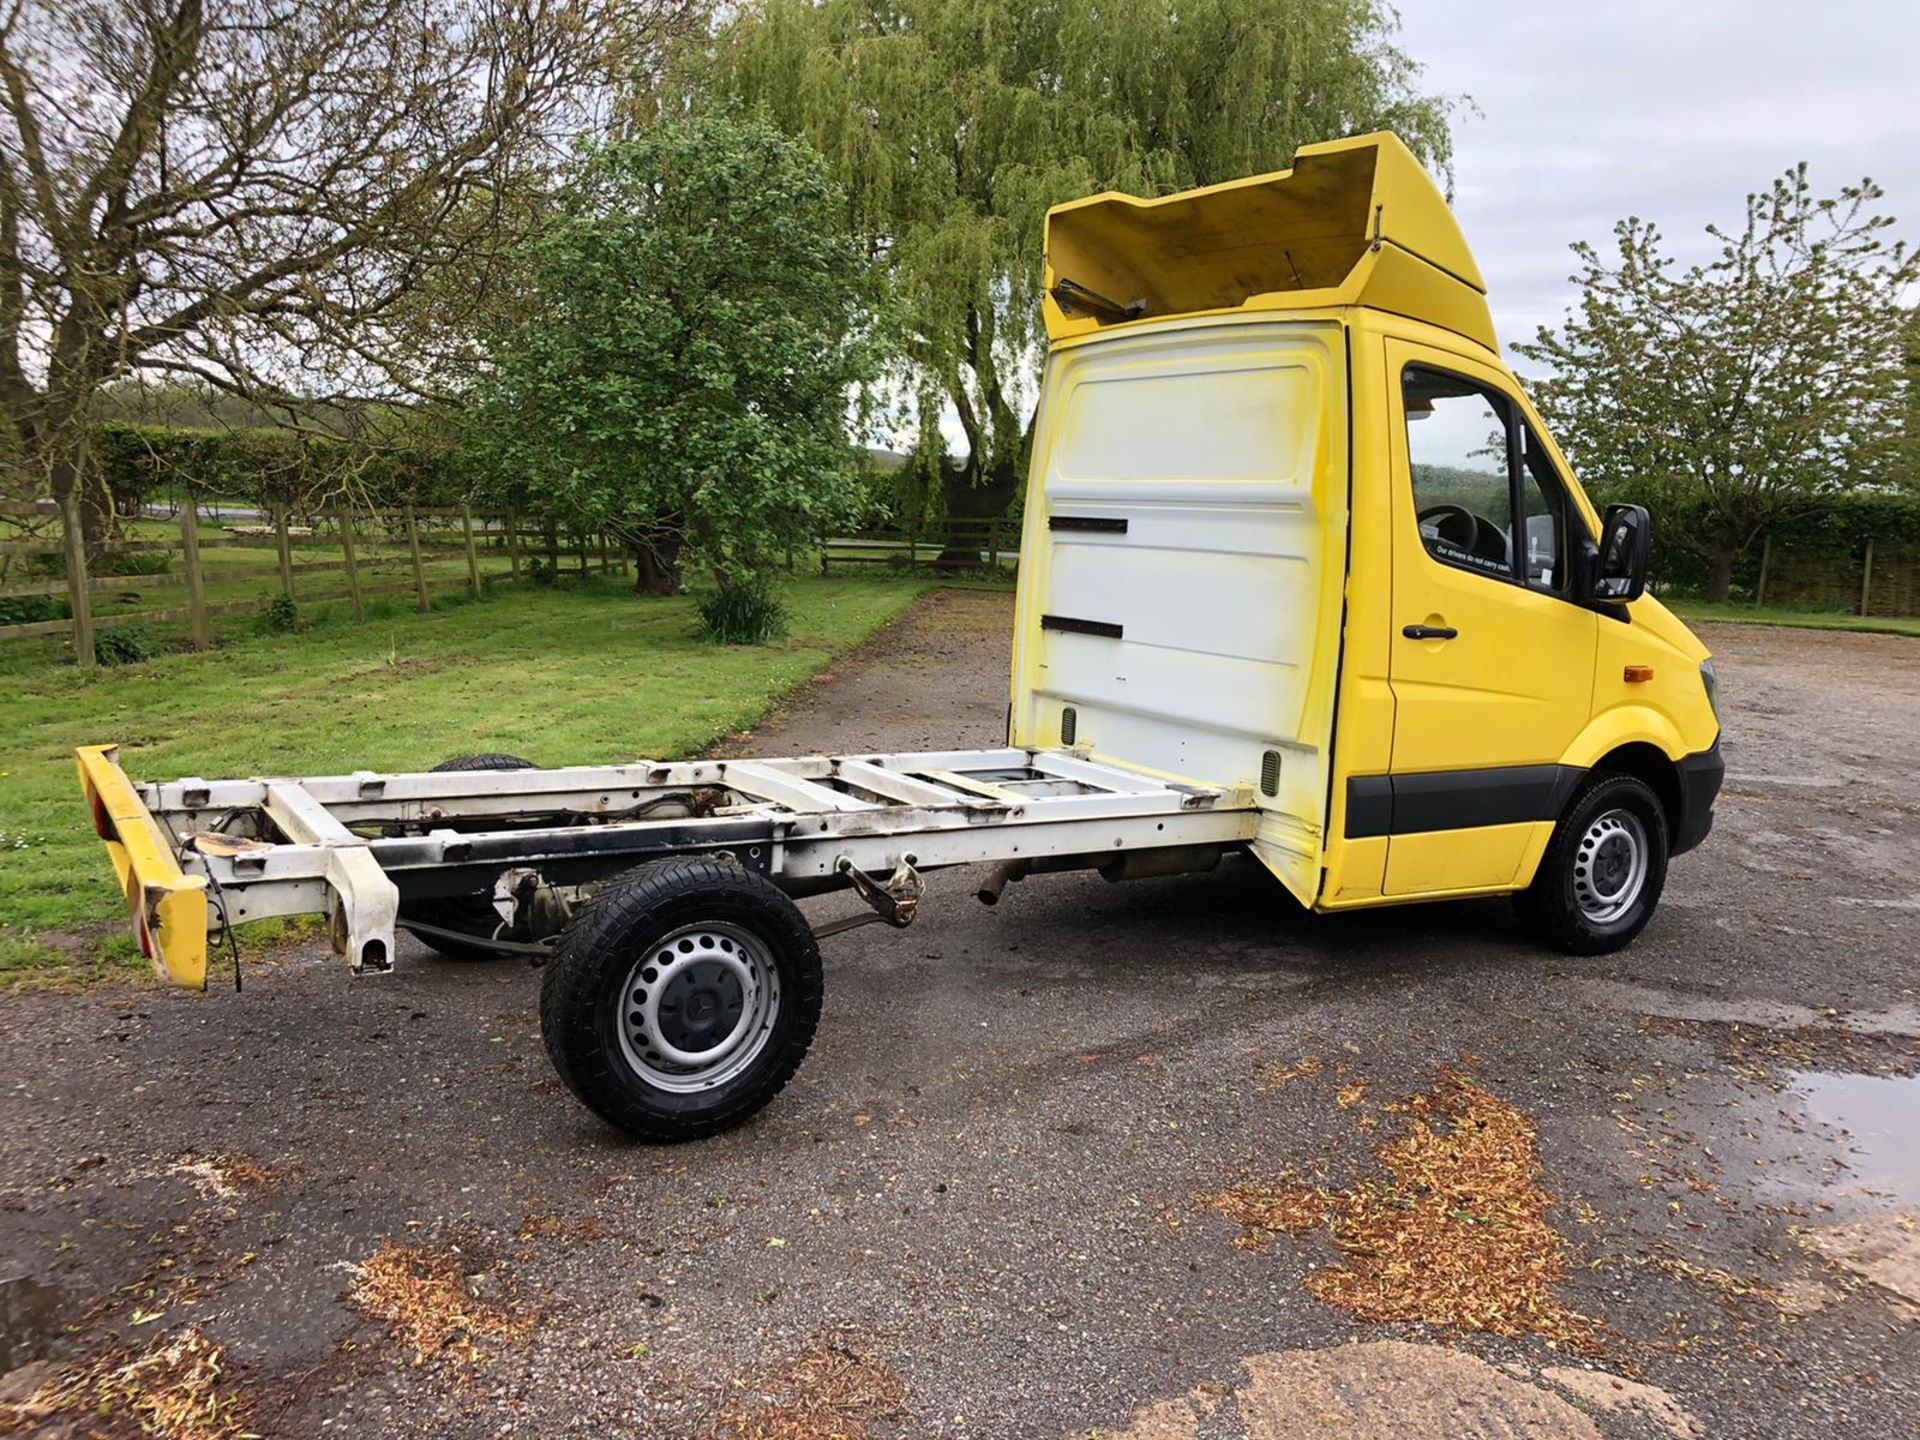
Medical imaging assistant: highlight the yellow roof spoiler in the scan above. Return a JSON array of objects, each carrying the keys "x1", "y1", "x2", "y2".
[{"x1": 1042, "y1": 131, "x2": 1496, "y2": 351}]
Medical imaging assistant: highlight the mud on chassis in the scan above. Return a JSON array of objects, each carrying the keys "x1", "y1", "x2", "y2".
[{"x1": 78, "y1": 744, "x2": 1258, "y2": 1140}]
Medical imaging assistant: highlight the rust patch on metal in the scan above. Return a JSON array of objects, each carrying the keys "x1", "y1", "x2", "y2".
[{"x1": 185, "y1": 832, "x2": 274, "y2": 858}]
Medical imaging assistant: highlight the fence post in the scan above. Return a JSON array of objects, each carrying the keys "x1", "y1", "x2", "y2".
[
  {"x1": 987, "y1": 522, "x2": 1000, "y2": 578},
  {"x1": 1754, "y1": 533, "x2": 1771, "y2": 609},
  {"x1": 578, "y1": 531, "x2": 590, "y2": 578},
  {"x1": 506, "y1": 507, "x2": 523, "y2": 580},
  {"x1": 1860, "y1": 537, "x2": 1875, "y2": 617},
  {"x1": 461, "y1": 505, "x2": 483, "y2": 598},
  {"x1": 274, "y1": 505, "x2": 295, "y2": 599},
  {"x1": 60, "y1": 490, "x2": 95, "y2": 671},
  {"x1": 179, "y1": 497, "x2": 211, "y2": 651},
  {"x1": 336, "y1": 506, "x2": 365, "y2": 621},
  {"x1": 403, "y1": 504, "x2": 430, "y2": 613},
  {"x1": 546, "y1": 522, "x2": 559, "y2": 574},
  {"x1": 907, "y1": 528, "x2": 919, "y2": 571}
]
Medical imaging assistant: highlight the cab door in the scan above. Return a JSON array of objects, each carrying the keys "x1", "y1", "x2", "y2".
[{"x1": 1378, "y1": 340, "x2": 1597, "y2": 895}]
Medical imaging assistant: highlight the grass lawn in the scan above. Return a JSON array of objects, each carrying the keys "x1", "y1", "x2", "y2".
[
  {"x1": 0, "y1": 574, "x2": 927, "y2": 983},
  {"x1": 1665, "y1": 599, "x2": 1920, "y2": 638}
]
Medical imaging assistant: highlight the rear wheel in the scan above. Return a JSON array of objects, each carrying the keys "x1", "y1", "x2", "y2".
[
  {"x1": 397, "y1": 753, "x2": 536, "y2": 961},
  {"x1": 1514, "y1": 772, "x2": 1669, "y2": 955},
  {"x1": 539, "y1": 856, "x2": 822, "y2": 1141}
]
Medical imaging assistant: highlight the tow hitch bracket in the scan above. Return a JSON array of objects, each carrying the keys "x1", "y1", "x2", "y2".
[{"x1": 816, "y1": 855, "x2": 926, "y2": 938}]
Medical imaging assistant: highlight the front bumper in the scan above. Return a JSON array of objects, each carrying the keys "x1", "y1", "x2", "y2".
[{"x1": 1672, "y1": 737, "x2": 1724, "y2": 856}]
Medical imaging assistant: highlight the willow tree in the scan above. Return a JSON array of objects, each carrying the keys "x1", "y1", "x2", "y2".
[{"x1": 659, "y1": 0, "x2": 1450, "y2": 565}]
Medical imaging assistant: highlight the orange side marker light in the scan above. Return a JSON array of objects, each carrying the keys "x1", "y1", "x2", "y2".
[{"x1": 1623, "y1": 665, "x2": 1655, "y2": 684}]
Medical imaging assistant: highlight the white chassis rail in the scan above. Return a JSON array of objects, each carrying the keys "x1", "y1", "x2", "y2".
[{"x1": 138, "y1": 748, "x2": 1259, "y2": 972}]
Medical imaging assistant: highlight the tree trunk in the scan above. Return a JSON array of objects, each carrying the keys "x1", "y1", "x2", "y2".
[
  {"x1": 629, "y1": 521, "x2": 685, "y2": 595},
  {"x1": 1703, "y1": 546, "x2": 1736, "y2": 603},
  {"x1": 46, "y1": 445, "x2": 116, "y2": 555},
  {"x1": 932, "y1": 458, "x2": 1021, "y2": 572}
]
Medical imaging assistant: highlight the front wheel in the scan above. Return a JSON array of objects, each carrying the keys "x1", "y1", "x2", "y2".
[
  {"x1": 1514, "y1": 773, "x2": 1669, "y2": 955},
  {"x1": 539, "y1": 856, "x2": 823, "y2": 1141}
]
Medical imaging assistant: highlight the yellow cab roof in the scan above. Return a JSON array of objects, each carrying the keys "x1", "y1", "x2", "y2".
[{"x1": 1042, "y1": 132, "x2": 1497, "y2": 352}]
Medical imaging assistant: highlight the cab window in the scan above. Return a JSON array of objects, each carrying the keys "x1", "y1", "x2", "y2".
[
  {"x1": 1519, "y1": 424, "x2": 1570, "y2": 593},
  {"x1": 1403, "y1": 367, "x2": 1515, "y2": 580}
]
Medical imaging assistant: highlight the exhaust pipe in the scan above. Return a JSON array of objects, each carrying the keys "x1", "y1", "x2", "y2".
[
  {"x1": 976, "y1": 844, "x2": 1227, "y2": 906},
  {"x1": 976, "y1": 858, "x2": 1030, "y2": 906}
]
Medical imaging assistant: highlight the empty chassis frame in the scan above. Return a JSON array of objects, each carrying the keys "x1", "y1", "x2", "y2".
[{"x1": 77, "y1": 744, "x2": 1259, "y2": 988}]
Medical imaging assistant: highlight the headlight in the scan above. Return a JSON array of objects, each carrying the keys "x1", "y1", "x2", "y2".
[{"x1": 1699, "y1": 660, "x2": 1718, "y2": 719}]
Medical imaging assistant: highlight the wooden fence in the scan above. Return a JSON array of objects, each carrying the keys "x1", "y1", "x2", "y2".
[
  {"x1": 0, "y1": 498, "x2": 625, "y2": 668},
  {"x1": 820, "y1": 518, "x2": 1021, "y2": 577},
  {"x1": 1749, "y1": 533, "x2": 1920, "y2": 619},
  {"x1": 854, "y1": 518, "x2": 1920, "y2": 615}
]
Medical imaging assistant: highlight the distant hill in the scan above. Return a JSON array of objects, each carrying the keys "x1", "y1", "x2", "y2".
[{"x1": 864, "y1": 447, "x2": 909, "y2": 472}]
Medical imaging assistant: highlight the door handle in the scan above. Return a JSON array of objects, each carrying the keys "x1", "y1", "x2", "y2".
[{"x1": 1402, "y1": 624, "x2": 1458, "y2": 641}]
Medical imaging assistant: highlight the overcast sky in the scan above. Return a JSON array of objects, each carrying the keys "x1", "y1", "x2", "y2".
[
  {"x1": 919, "y1": 2, "x2": 1917, "y2": 453},
  {"x1": 1394, "y1": 0, "x2": 1920, "y2": 367}
]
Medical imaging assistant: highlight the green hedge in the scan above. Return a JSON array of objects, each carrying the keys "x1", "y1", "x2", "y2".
[
  {"x1": 92, "y1": 422, "x2": 484, "y2": 511},
  {"x1": 1759, "y1": 490, "x2": 1920, "y2": 555},
  {"x1": 1644, "y1": 490, "x2": 1920, "y2": 596}
]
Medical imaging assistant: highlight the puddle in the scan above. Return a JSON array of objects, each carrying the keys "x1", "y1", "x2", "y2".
[{"x1": 1790, "y1": 1070, "x2": 1920, "y2": 1203}]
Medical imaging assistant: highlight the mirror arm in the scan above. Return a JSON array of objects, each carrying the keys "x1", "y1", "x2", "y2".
[{"x1": 1573, "y1": 536, "x2": 1601, "y2": 599}]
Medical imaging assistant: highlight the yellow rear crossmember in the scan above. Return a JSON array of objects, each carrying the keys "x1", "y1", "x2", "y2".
[{"x1": 75, "y1": 744, "x2": 209, "y2": 990}]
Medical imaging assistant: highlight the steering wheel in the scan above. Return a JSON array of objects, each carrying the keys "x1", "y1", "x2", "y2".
[
  {"x1": 1417, "y1": 503, "x2": 1512, "y2": 568},
  {"x1": 1418, "y1": 503, "x2": 1477, "y2": 550}
]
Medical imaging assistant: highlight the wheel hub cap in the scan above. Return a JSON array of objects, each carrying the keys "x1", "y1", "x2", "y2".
[
  {"x1": 616, "y1": 923, "x2": 780, "y2": 1094},
  {"x1": 657, "y1": 963, "x2": 744, "y2": 1052},
  {"x1": 1572, "y1": 809, "x2": 1649, "y2": 925}
]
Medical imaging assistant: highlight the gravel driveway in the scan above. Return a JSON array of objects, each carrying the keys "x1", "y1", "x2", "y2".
[{"x1": 2, "y1": 589, "x2": 1916, "y2": 1439}]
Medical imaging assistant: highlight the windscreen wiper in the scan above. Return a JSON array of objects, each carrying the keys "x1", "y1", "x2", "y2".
[{"x1": 1051, "y1": 276, "x2": 1147, "y2": 323}]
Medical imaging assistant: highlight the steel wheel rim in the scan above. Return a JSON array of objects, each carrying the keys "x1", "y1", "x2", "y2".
[
  {"x1": 615, "y1": 922, "x2": 780, "y2": 1093},
  {"x1": 1573, "y1": 808, "x2": 1648, "y2": 924}
]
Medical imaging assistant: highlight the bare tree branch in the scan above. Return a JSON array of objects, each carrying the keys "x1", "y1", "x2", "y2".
[{"x1": 0, "y1": 0, "x2": 704, "y2": 536}]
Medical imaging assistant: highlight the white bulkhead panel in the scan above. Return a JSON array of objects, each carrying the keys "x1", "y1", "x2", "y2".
[{"x1": 1011, "y1": 317, "x2": 1349, "y2": 899}]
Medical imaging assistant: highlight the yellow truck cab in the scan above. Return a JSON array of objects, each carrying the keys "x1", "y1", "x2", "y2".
[{"x1": 1009, "y1": 130, "x2": 1724, "y2": 953}]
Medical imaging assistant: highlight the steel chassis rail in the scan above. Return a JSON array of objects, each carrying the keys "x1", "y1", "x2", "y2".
[{"x1": 79, "y1": 745, "x2": 1258, "y2": 988}]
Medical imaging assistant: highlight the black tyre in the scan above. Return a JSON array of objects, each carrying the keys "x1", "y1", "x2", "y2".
[
  {"x1": 397, "y1": 753, "x2": 537, "y2": 961},
  {"x1": 539, "y1": 856, "x2": 822, "y2": 1141},
  {"x1": 1514, "y1": 772, "x2": 1669, "y2": 955}
]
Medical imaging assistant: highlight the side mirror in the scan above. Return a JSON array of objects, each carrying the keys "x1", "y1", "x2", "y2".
[{"x1": 1589, "y1": 503, "x2": 1650, "y2": 603}]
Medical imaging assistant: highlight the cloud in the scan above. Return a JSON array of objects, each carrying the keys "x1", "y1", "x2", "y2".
[{"x1": 1394, "y1": 0, "x2": 1920, "y2": 353}]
